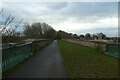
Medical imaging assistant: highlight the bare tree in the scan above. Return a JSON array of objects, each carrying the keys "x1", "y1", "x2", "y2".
[
  {"x1": 1, "y1": 9, "x2": 23, "y2": 43},
  {"x1": 23, "y1": 22, "x2": 56, "y2": 39},
  {"x1": 0, "y1": 8, "x2": 3, "y2": 16},
  {"x1": 9, "y1": 19, "x2": 23, "y2": 36},
  {"x1": 1, "y1": 14, "x2": 14, "y2": 34},
  {"x1": 85, "y1": 33, "x2": 91, "y2": 40}
]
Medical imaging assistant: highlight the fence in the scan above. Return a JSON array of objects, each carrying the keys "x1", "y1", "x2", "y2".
[
  {"x1": 66, "y1": 39, "x2": 107, "y2": 51},
  {"x1": 66, "y1": 39, "x2": 120, "y2": 59},
  {"x1": 1, "y1": 39, "x2": 50, "y2": 72},
  {"x1": 2, "y1": 43, "x2": 32, "y2": 72},
  {"x1": 77, "y1": 40, "x2": 107, "y2": 52},
  {"x1": 106, "y1": 44, "x2": 120, "y2": 58}
]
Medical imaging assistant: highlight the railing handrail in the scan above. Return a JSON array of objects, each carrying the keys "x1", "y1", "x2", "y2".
[
  {"x1": 2, "y1": 39, "x2": 50, "y2": 72},
  {"x1": 2, "y1": 42, "x2": 32, "y2": 50}
]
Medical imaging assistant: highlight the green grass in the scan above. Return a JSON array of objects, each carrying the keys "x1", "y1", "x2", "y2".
[{"x1": 58, "y1": 40, "x2": 118, "y2": 78}]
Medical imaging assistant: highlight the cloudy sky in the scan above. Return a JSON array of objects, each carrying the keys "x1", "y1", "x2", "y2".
[{"x1": 0, "y1": 1, "x2": 118, "y2": 37}]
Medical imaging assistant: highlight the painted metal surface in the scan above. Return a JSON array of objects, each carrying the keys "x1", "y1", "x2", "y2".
[
  {"x1": 2, "y1": 43, "x2": 32, "y2": 72},
  {"x1": 106, "y1": 44, "x2": 120, "y2": 58}
]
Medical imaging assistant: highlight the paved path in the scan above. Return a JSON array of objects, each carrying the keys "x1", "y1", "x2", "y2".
[{"x1": 7, "y1": 40, "x2": 67, "y2": 78}]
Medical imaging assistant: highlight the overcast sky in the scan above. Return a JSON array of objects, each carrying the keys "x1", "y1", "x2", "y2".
[{"x1": 0, "y1": 1, "x2": 118, "y2": 37}]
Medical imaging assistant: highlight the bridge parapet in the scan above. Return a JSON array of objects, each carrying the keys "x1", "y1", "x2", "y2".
[{"x1": 1, "y1": 39, "x2": 51, "y2": 72}]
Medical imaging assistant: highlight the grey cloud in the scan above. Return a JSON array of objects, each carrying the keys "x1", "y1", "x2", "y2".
[
  {"x1": 2, "y1": 2, "x2": 117, "y2": 23},
  {"x1": 58, "y1": 2, "x2": 117, "y2": 22},
  {"x1": 1, "y1": 2, "x2": 118, "y2": 37},
  {"x1": 43, "y1": 2, "x2": 68, "y2": 10}
]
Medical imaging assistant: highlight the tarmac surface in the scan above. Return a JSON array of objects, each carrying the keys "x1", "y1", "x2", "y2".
[{"x1": 6, "y1": 40, "x2": 67, "y2": 78}]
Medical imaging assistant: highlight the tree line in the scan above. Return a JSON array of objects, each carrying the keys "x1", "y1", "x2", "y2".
[
  {"x1": 1, "y1": 8, "x2": 119, "y2": 43},
  {"x1": 57, "y1": 30, "x2": 120, "y2": 42},
  {"x1": 56, "y1": 30, "x2": 106, "y2": 40}
]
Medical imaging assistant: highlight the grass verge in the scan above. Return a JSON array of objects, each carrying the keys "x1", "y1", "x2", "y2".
[{"x1": 58, "y1": 40, "x2": 118, "y2": 78}]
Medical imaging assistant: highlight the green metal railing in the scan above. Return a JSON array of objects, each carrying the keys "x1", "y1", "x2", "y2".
[
  {"x1": 106, "y1": 44, "x2": 120, "y2": 58},
  {"x1": 1, "y1": 39, "x2": 50, "y2": 72},
  {"x1": 2, "y1": 43, "x2": 32, "y2": 72}
]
